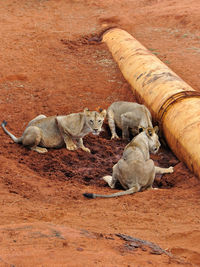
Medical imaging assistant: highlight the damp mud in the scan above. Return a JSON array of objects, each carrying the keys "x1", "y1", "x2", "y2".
[{"x1": 1, "y1": 1, "x2": 200, "y2": 266}]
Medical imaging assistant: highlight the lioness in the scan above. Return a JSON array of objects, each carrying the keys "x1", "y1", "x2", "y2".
[
  {"x1": 1, "y1": 108, "x2": 106, "y2": 153},
  {"x1": 107, "y1": 101, "x2": 153, "y2": 140},
  {"x1": 83, "y1": 126, "x2": 173, "y2": 198}
]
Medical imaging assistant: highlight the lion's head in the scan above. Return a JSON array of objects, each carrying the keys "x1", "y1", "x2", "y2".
[{"x1": 84, "y1": 108, "x2": 106, "y2": 135}]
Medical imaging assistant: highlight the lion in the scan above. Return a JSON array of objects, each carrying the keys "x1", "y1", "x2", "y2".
[
  {"x1": 83, "y1": 126, "x2": 173, "y2": 198},
  {"x1": 107, "y1": 101, "x2": 153, "y2": 140},
  {"x1": 1, "y1": 108, "x2": 106, "y2": 153}
]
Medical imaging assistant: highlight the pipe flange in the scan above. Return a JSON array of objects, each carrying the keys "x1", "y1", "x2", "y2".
[{"x1": 157, "y1": 90, "x2": 200, "y2": 131}]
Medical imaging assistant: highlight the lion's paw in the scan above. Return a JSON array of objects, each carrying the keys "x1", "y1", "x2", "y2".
[
  {"x1": 67, "y1": 143, "x2": 77, "y2": 151},
  {"x1": 168, "y1": 166, "x2": 174, "y2": 173},
  {"x1": 32, "y1": 147, "x2": 48, "y2": 153},
  {"x1": 111, "y1": 134, "x2": 119, "y2": 140},
  {"x1": 82, "y1": 147, "x2": 91, "y2": 153}
]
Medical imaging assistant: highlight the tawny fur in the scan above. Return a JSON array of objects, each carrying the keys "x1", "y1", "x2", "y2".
[
  {"x1": 83, "y1": 126, "x2": 173, "y2": 198},
  {"x1": 107, "y1": 101, "x2": 153, "y2": 140},
  {"x1": 1, "y1": 108, "x2": 106, "y2": 153}
]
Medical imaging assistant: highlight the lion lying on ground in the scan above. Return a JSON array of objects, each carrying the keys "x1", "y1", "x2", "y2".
[
  {"x1": 1, "y1": 108, "x2": 106, "y2": 153},
  {"x1": 107, "y1": 101, "x2": 153, "y2": 140},
  {"x1": 83, "y1": 126, "x2": 173, "y2": 198}
]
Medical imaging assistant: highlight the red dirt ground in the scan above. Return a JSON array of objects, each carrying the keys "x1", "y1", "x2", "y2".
[{"x1": 1, "y1": 0, "x2": 200, "y2": 266}]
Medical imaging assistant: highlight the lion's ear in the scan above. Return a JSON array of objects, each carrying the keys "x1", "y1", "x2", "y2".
[
  {"x1": 84, "y1": 108, "x2": 90, "y2": 115},
  {"x1": 100, "y1": 109, "x2": 107, "y2": 118},
  {"x1": 146, "y1": 127, "x2": 153, "y2": 137},
  {"x1": 154, "y1": 125, "x2": 159, "y2": 134}
]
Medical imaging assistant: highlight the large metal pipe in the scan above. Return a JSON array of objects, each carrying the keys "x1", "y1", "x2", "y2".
[{"x1": 102, "y1": 28, "x2": 200, "y2": 178}]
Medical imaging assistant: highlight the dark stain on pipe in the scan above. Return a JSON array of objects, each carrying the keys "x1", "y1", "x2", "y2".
[{"x1": 146, "y1": 72, "x2": 182, "y2": 85}]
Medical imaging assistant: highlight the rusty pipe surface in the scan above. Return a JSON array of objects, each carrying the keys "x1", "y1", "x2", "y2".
[{"x1": 102, "y1": 28, "x2": 200, "y2": 177}]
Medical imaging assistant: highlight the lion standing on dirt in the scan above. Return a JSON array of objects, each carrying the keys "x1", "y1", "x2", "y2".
[
  {"x1": 83, "y1": 126, "x2": 173, "y2": 198},
  {"x1": 107, "y1": 101, "x2": 153, "y2": 140},
  {"x1": 1, "y1": 108, "x2": 106, "y2": 153}
]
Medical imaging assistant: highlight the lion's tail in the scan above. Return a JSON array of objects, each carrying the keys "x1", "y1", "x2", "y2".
[
  {"x1": 1, "y1": 120, "x2": 22, "y2": 143},
  {"x1": 83, "y1": 185, "x2": 140, "y2": 199}
]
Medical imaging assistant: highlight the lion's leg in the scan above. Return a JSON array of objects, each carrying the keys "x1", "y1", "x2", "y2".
[
  {"x1": 64, "y1": 135, "x2": 77, "y2": 151},
  {"x1": 77, "y1": 138, "x2": 90, "y2": 153},
  {"x1": 107, "y1": 109, "x2": 119, "y2": 139},
  {"x1": 146, "y1": 172, "x2": 156, "y2": 190},
  {"x1": 145, "y1": 164, "x2": 173, "y2": 190},
  {"x1": 103, "y1": 164, "x2": 119, "y2": 189},
  {"x1": 104, "y1": 164, "x2": 119, "y2": 188},
  {"x1": 22, "y1": 126, "x2": 48, "y2": 153},
  {"x1": 56, "y1": 120, "x2": 77, "y2": 151},
  {"x1": 122, "y1": 126, "x2": 129, "y2": 140},
  {"x1": 146, "y1": 165, "x2": 174, "y2": 191},
  {"x1": 110, "y1": 163, "x2": 119, "y2": 188},
  {"x1": 63, "y1": 134, "x2": 77, "y2": 151},
  {"x1": 120, "y1": 116, "x2": 129, "y2": 140},
  {"x1": 141, "y1": 159, "x2": 156, "y2": 190},
  {"x1": 155, "y1": 166, "x2": 174, "y2": 175}
]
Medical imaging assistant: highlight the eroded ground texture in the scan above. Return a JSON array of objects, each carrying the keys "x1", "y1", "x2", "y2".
[{"x1": 0, "y1": 0, "x2": 200, "y2": 266}]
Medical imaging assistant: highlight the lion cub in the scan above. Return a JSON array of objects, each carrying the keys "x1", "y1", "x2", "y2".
[
  {"x1": 107, "y1": 101, "x2": 153, "y2": 140},
  {"x1": 1, "y1": 108, "x2": 106, "y2": 153},
  {"x1": 84, "y1": 126, "x2": 173, "y2": 198}
]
